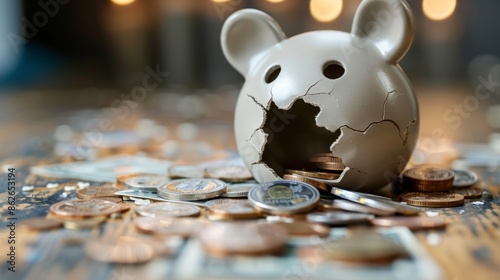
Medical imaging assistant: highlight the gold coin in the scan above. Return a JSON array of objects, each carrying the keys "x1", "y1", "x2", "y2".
[
  {"x1": 284, "y1": 174, "x2": 330, "y2": 192},
  {"x1": 285, "y1": 169, "x2": 340, "y2": 180},
  {"x1": 50, "y1": 199, "x2": 122, "y2": 218},
  {"x1": 205, "y1": 165, "x2": 253, "y2": 182},
  {"x1": 405, "y1": 183, "x2": 452, "y2": 192},
  {"x1": 134, "y1": 216, "x2": 203, "y2": 237},
  {"x1": 267, "y1": 221, "x2": 330, "y2": 237},
  {"x1": 402, "y1": 166, "x2": 454, "y2": 186},
  {"x1": 316, "y1": 162, "x2": 346, "y2": 171},
  {"x1": 204, "y1": 199, "x2": 260, "y2": 219},
  {"x1": 371, "y1": 216, "x2": 447, "y2": 230},
  {"x1": 198, "y1": 222, "x2": 288, "y2": 257},
  {"x1": 157, "y1": 178, "x2": 226, "y2": 201},
  {"x1": 19, "y1": 217, "x2": 63, "y2": 231},
  {"x1": 63, "y1": 216, "x2": 107, "y2": 230},
  {"x1": 84, "y1": 235, "x2": 158, "y2": 264},
  {"x1": 76, "y1": 185, "x2": 120, "y2": 199},
  {"x1": 400, "y1": 192, "x2": 464, "y2": 208}
]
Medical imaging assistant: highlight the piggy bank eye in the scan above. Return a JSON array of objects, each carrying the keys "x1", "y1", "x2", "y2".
[
  {"x1": 265, "y1": 65, "x2": 281, "y2": 84},
  {"x1": 323, "y1": 61, "x2": 345, "y2": 80}
]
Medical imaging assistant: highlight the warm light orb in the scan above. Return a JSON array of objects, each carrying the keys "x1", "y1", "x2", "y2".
[
  {"x1": 267, "y1": 0, "x2": 285, "y2": 3},
  {"x1": 422, "y1": 0, "x2": 456, "y2": 21},
  {"x1": 310, "y1": 0, "x2": 343, "y2": 23},
  {"x1": 111, "y1": 0, "x2": 135, "y2": 5},
  {"x1": 211, "y1": 0, "x2": 230, "y2": 3}
]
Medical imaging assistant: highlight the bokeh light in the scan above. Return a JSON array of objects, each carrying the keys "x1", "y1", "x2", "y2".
[
  {"x1": 422, "y1": 0, "x2": 456, "y2": 21},
  {"x1": 310, "y1": 0, "x2": 343, "y2": 23}
]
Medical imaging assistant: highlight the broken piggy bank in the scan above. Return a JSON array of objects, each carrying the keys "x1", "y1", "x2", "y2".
[{"x1": 221, "y1": 0, "x2": 419, "y2": 192}]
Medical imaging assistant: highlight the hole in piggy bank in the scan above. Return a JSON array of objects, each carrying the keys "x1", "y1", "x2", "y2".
[{"x1": 261, "y1": 99, "x2": 342, "y2": 177}]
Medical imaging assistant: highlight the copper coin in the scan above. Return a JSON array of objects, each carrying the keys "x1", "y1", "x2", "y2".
[
  {"x1": 321, "y1": 199, "x2": 393, "y2": 216},
  {"x1": 63, "y1": 216, "x2": 107, "y2": 230},
  {"x1": 198, "y1": 222, "x2": 288, "y2": 257},
  {"x1": 268, "y1": 221, "x2": 330, "y2": 237},
  {"x1": 285, "y1": 169, "x2": 340, "y2": 180},
  {"x1": 76, "y1": 185, "x2": 120, "y2": 199},
  {"x1": 134, "y1": 216, "x2": 203, "y2": 237},
  {"x1": 284, "y1": 174, "x2": 330, "y2": 192},
  {"x1": 135, "y1": 202, "x2": 201, "y2": 218},
  {"x1": 308, "y1": 155, "x2": 343, "y2": 163},
  {"x1": 400, "y1": 192, "x2": 464, "y2": 208},
  {"x1": 316, "y1": 161, "x2": 346, "y2": 171},
  {"x1": 19, "y1": 217, "x2": 63, "y2": 231},
  {"x1": 50, "y1": 199, "x2": 122, "y2": 218},
  {"x1": 450, "y1": 186, "x2": 482, "y2": 199},
  {"x1": 84, "y1": 235, "x2": 157, "y2": 264},
  {"x1": 205, "y1": 165, "x2": 253, "y2": 182},
  {"x1": 204, "y1": 199, "x2": 260, "y2": 219},
  {"x1": 403, "y1": 166, "x2": 454, "y2": 186},
  {"x1": 406, "y1": 183, "x2": 452, "y2": 192},
  {"x1": 371, "y1": 216, "x2": 447, "y2": 230}
]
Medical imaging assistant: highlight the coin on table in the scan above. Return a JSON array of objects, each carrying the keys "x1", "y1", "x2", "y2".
[
  {"x1": 50, "y1": 199, "x2": 122, "y2": 218},
  {"x1": 267, "y1": 221, "x2": 330, "y2": 237},
  {"x1": 157, "y1": 178, "x2": 226, "y2": 201},
  {"x1": 402, "y1": 166, "x2": 454, "y2": 191},
  {"x1": 222, "y1": 182, "x2": 257, "y2": 198},
  {"x1": 248, "y1": 180, "x2": 320, "y2": 215},
  {"x1": 319, "y1": 199, "x2": 393, "y2": 216},
  {"x1": 371, "y1": 216, "x2": 447, "y2": 230},
  {"x1": 198, "y1": 222, "x2": 288, "y2": 257},
  {"x1": 316, "y1": 161, "x2": 346, "y2": 172},
  {"x1": 134, "y1": 216, "x2": 203, "y2": 237},
  {"x1": 452, "y1": 169, "x2": 478, "y2": 188},
  {"x1": 284, "y1": 174, "x2": 330, "y2": 192},
  {"x1": 204, "y1": 198, "x2": 260, "y2": 219},
  {"x1": 124, "y1": 174, "x2": 170, "y2": 193},
  {"x1": 400, "y1": 192, "x2": 464, "y2": 208},
  {"x1": 76, "y1": 185, "x2": 120, "y2": 199},
  {"x1": 135, "y1": 202, "x2": 201, "y2": 218},
  {"x1": 84, "y1": 235, "x2": 159, "y2": 264},
  {"x1": 205, "y1": 165, "x2": 253, "y2": 182},
  {"x1": 285, "y1": 169, "x2": 340, "y2": 180},
  {"x1": 168, "y1": 164, "x2": 205, "y2": 179},
  {"x1": 298, "y1": 232, "x2": 404, "y2": 265},
  {"x1": 19, "y1": 217, "x2": 63, "y2": 231},
  {"x1": 63, "y1": 216, "x2": 107, "y2": 230},
  {"x1": 307, "y1": 212, "x2": 374, "y2": 225},
  {"x1": 450, "y1": 186, "x2": 482, "y2": 199}
]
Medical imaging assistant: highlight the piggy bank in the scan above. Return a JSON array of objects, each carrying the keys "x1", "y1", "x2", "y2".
[{"x1": 221, "y1": 0, "x2": 419, "y2": 192}]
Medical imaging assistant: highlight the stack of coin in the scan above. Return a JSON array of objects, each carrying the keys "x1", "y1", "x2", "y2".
[{"x1": 157, "y1": 178, "x2": 226, "y2": 201}]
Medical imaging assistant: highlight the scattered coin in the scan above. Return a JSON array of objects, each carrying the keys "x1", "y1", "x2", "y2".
[
  {"x1": 222, "y1": 182, "x2": 257, "y2": 198},
  {"x1": 371, "y1": 216, "x2": 447, "y2": 230},
  {"x1": 205, "y1": 165, "x2": 253, "y2": 182},
  {"x1": 124, "y1": 174, "x2": 170, "y2": 193},
  {"x1": 319, "y1": 199, "x2": 393, "y2": 216},
  {"x1": 306, "y1": 212, "x2": 374, "y2": 225},
  {"x1": 267, "y1": 221, "x2": 330, "y2": 237},
  {"x1": 452, "y1": 170, "x2": 478, "y2": 188},
  {"x1": 168, "y1": 164, "x2": 205, "y2": 179},
  {"x1": 198, "y1": 222, "x2": 288, "y2": 257},
  {"x1": 285, "y1": 169, "x2": 340, "y2": 180},
  {"x1": 157, "y1": 178, "x2": 226, "y2": 201},
  {"x1": 84, "y1": 235, "x2": 157, "y2": 263},
  {"x1": 400, "y1": 192, "x2": 464, "y2": 208},
  {"x1": 205, "y1": 199, "x2": 260, "y2": 219},
  {"x1": 63, "y1": 216, "x2": 107, "y2": 230},
  {"x1": 298, "y1": 232, "x2": 404, "y2": 265},
  {"x1": 135, "y1": 202, "x2": 201, "y2": 218},
  {"x1": 248, "y1": 180, "x2": 320, "y2": 215},
  {"x1": 50, "y1": 199, "x2": 122, "y2": 218},
  {"x1": 22, "y1": 186, "x2": 35, "y2": 192},
  {"x1": 402, "y1": 167, "x2": 454, "y2": 192},
  {"x1": 76, "y1": 185, "x2": 120, "y2": 199},
  {"x1": 134, "y1": 216, "x2": 203, "y2": 237},
  {"x1": 283, "y1": 174, "x2": 330, "y2": 192},
  {"x1": 19, "y1": 217, "x2": 63, "y2": 231},
  {"x1": 450, "y1": 186, "x2": 482, "y2": 199}
]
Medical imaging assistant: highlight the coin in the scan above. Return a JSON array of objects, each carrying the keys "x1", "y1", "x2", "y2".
[
  {"x1": 76, "y1": 185, "x2": 120, "y2": 199},
  {"x1": 134, "y1": 216, "x2": 203, "y2": 237},
  {"x1": 84, "y1": 235, "x2": 158, "y2": 263},
  {"x1": 298, "y1": 232, "x2": 404, "y2": 265},
  {"x1": 63, "y1": 216, "x2": 107, "y2": 230},
  {"x1": 400, "y1": 192, "x2": 464, "y2": 208},
  {"x1": 124, "y1": 174, "x2": 170, "y2": 192},
  {"x1": 285, "y1": 169, "x2": 340, "y2": 180},
  {"x1": 205, "y1": 165, "x2": 253, "y2": 182},
  {"x1": 157, "y1": 179, "x2": 226, "y2": 201},
  {"x1": 306, "y1": 212, "x2": 374, "y2": 225},
  {"x1": 267, "y1": 221, "x2": 330, "y2": 237},
  {"x1": 204, "y1": 199, "x2": 260, "y2": 219},
  {"x1": 50, "y1": 199, "x2": 122, "y2": 218},
  {"x1": 19, "y1": 217, "x2": 63, "y2": 231},
  {"x1": 308, "y1": 155, "x2": 343, "y2": 163},
  {"x1": 284, "y1": 174, "x2": 330, "y2": 192},
  {"x1": 198, "y1": 222, "x2": 288, "y2": 257},
  {"x1": 319, "y1": 199, "x2": 393, "y2": 216},
  {"x1": 402, "y1": 166, "x2": 454, "y2": 191},
  {"x1": 222, "y1": 182, "x2": 257, "y2": 198},
  {"x1": 371, "y1": 216, "x2": 447, "y2": 230},
  {"x1": 450, "y1": 186, "x2": 482, "y2": 199},
  {"x1": 168, "y1": 164, "x2": 205, "y2": 179},
  {"x1": 452, "y1": 169, "x2": 478, "y2": 188},
  {"x1": 136, "y1": 202, "x2": 201, "y2": 218},
  {"x1": 316, "y1": 161, "x2": 346, "y2": 171},
  {"x1": 248, "y1": 180, "x2": 320, "y2": 215}
]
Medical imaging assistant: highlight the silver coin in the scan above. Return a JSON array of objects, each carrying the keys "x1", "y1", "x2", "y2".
[
  {"x1": 168, "y1": 164, "x2": 205, "y2": 179},
  {"x1": 222, "y1": 182, "x2": 257, "y2": 198},
  {"x1": 157, "y1": 179, "x2": 226, "y2": 201},
  {"x1": 306, "y1": 212, "x2": 374, "y2": 225},
  {"x1": 329, "y1": 200, "x2": 393, "y2": 216},
  {"x1": 248, "y1": 180, "x2": 320, "y2": 215},
  {"x1": 135, "y1": 202, "x2": 201, "y2": 218},
  {"x1": 452, "y1": 169, "x2": 478, "y2": 188},
  {"x1": 124, "y1": 174, "x2": 169, "y2": 192}
]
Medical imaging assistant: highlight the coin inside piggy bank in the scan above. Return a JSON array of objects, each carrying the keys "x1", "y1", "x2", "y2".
[{"x1": 221, "y1": 0, "x2": 419, "y2": 192}]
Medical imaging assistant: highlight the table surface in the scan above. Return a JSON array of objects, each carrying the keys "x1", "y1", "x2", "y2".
[{"x1": 0, "y1": 90, "x2": 499, "y2": 280}]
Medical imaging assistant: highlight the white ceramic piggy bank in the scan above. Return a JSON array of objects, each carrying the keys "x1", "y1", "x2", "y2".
[{"x1": 221, "y1": 0, "x2": 419, "y2": 192}]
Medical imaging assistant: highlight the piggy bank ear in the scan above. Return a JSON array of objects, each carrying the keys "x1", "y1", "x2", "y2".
[
  {"x1": 351, "y1": 0, "x2": 414, "y2": 64},
  {"x1": 221, "y1": 9, "x2": 287, "y2": 76}
]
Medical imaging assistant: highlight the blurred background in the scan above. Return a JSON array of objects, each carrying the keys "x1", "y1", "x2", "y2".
[{"x1": 1, "y1": 0, "x2": 500, "y2": 166}]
